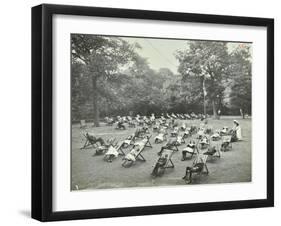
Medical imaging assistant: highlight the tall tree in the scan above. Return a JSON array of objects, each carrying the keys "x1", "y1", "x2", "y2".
[
  {"x1": 229, "y1": 44, "x2": 252, "y2": 118},
  {"x1": 176, "y1": 41, "x2": 230, "y2": 118},
  {"x1": 71, "y1": 34, "x2": 137, "y2": 126}
]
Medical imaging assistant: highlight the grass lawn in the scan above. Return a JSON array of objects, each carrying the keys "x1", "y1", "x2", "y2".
[{"x1": 71, "y1": 117, "x2": 251, "y2": 190}]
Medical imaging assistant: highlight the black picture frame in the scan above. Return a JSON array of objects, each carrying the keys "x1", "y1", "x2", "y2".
[{"x1": 32, "y1": 3, "x2": 274, "y2": 222}]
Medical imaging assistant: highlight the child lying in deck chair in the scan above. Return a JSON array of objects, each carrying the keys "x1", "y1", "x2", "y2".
[
  {"x1": 80, "y1": 120, "x2": 87, "y2": 129},
  {"x1": 132, "y1": 128, "x2": 148, "y2": 143},
  {"x1": 115, "y1": 121, "x2": 126, "y2": 130},
  {"x1": 220, "y1": 135, "x2": 232, "y2": 152},
  {"x1": 151, "y1": 149, "x2": 175, "y2": 177},
  {"x1": 198, "y1": 136, "x2": 210, "y2": 149},
  {"x1": 180, "y1": 123, "x2": 187, "y2": 131},
  {"x1": 171, "y1": 113, "x2": 178, "y2": 119},
  {"x1": 171, "y1": 126, "x2": 179, "y2": 137},
  {"x1": 175, "y1": 134, "x2": 185, "y2": 146},
  {"x1": 160, "y1": 115, "x2": 167, "y2": 122},
  {"x1": 205, "y1": 126, "x2": 213, "y2": 135},
  {"x1": 183, "y1": 128, "x2": 191, "y2": 138},
  {"x1": 154, "y1": 127, "x2": 167, "y2": 140},
  {"x1": 133, "y1": 128, "x2": 145, "y2": 140},
  {"x1": 197, "y1": 135, "x2": 221, "y2": 158},
  {"x1": 166, "y1": 113, "x2": 172, "y2": 119},
  {"x1": 122, "y1": 136, "x2": 152, "y2": 167},
  {"x1": 153, "y1": 122, "x2": 160, "y2": 132},
  {"x1": 154, "y1": 130, "x2": 168, "y2": 143},
  {"x1": 128, "y1": 119, "x2": 136, "y2": 128},
  {"x1": 203, "y1": 144, "x2": 221, "y2": 158},
  {"x1": 220, "y1": 126, "x2": 229, "y2": 136},
  {"x1": 123, "y1": 135, "x2": 135, "y2": 147},
  {"x1": 150, "y1": 113, "x2": 155, "y2": 122},
  {"x1": 157, "y1": 137, "x2": 178, "y2": 155},
  {"x1": 95, "y1": 138, "x2": 116, "y2": 155},
  {"x1": 211, "y1": 130, "x2": 221, "y2": 141},
  {"x1": 182, "y1": 153, "x2": 209, "y2": 184},
  {"x1": 105, "y1": 117, "x2": 115, "y2": 126},
  {"x1": 80, "y1": 132, "x2": 105, "y2": 149},
  {"x1": 197, "y1": 127, "x2": 206, "y2": 139},
  {"x1": 179, "y1": 114, "x2": 185, "y2": 120},
  {"x1": 137, "y1": 118, "x2": 145, "y2": 126},
  {"x1": 190, "y1": 125, "x2": 197, "y2": 135},
  {"x1": 184, "y1": 113, "x2": 191, "y2": 119},
  {"x1": 104, "y1": 141, "x2": 126, "y2": 162},
  {"x1": 181, "y1": 140, "x2": 197, "y2": 161}
]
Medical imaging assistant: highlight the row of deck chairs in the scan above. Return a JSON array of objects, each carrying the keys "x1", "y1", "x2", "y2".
[
  {"x1": 122, "y1": 136, "x2": 153, "y2": 167},
  {"x1": 180, "y1": 128, "x2": 238, "y2": 183},
  {"x1": 79, "y1": 121, "x2": 236, "y2": 184},
  {"x1": 80, "y1": 127, "x2": 154, "y2": 165},
  {"x1": 151, "y1": 131, "x2": 223, "y2": 180},
  {"x1": 152, "y1": 133, "x2": 186, "y2": 177},
  {"x1": 163, "y1": 113, "x2": 205, "y2": 120},
  {"x1": 101, "y1": 135, "x2": 153, "y2": 165},
  {"x1": 80, "y1": 120, "x2": 94, "y2": 129},
  {"x1": 79, "y1": 111, "x2": 206, "y2": 129}
]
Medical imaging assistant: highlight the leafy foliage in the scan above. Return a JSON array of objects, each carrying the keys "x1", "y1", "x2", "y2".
[
  {"x1": 228, "y1": 45, "x2": 252, "y2": 116},
  {"x1": 71, "y1": 35, "x2": 252, "y2": 122}
]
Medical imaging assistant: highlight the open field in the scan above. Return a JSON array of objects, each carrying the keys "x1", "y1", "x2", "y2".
[{"x1": 71, "y1": 117, "x2": 251, "y2": 190}]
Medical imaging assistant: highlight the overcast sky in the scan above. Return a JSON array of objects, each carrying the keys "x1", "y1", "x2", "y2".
[
  {"x1": 123, "y1": 37, "x2": 187, "y2": 74},
  {"x1": 123, "y1": 37, "x2": 251, "y2": 74}
]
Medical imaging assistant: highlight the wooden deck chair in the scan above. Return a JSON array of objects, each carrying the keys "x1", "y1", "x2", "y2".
[
  {"x1": 94, "y1": 138, "x2": 116, "y2": 155},
  {"x1": 166, "y1": 113, "x2": 172, "y2": 119},
  {"x1": 160, "y1": 116, "x2": 167, "y2": 122},
  {"x1": 157, "y1": 138, "x2": 179, "y2": 156},
  {"x1": 171, "y1": 127, "x2": 179, "y2": 137},
  {"x1": 112, "y1": 140, "x2": 128, "y2": 156},
  {"x1": 103, "y1": 141, "x2": 126, "y2": 162},
  {"x1": 122, "y1": 136, "x2": 152, "y2": 167},
  {"x1": 151, "y1": 149, "x2": 175, "y2": 177},
  {"x1": 133, "y1": 127, "x2": 149, "y2": 141},
  {"x1": 80, "y1": 120, "x2": 87, "y2": 129},
  {"x1": 180, "y1": 123, "x2": 187, "y2": 131},
  {"x1": 198, "y1": 135, "x2": 210, "y2": 150},
  {"x1": 183, "y1": 127, "x2": 191, "y2": 138},
  {"x1": 153, "y1": 123, "x2": 160, "y2": 133},
  {"x1": 220, "y1": 135, "x2": 232, "y2": 152},
  {"x1": 128, "y1": 120, "x2": 136, "y2": 128},
  {"x1": 154, "y1": 132, "x2": 167, "y2": 143},
  {"x1": 181, "y1": 140, "x2": 199, "y2": 160},
  {"x1": 182, "y1": 154, "x2": 209, "y2": 184},
  {"x1": 175, "y1": 134, "x2": 185, "y2": 146},
  {"x1": 115, "y1": 121, "x2": 126, "y2": 130},
  {"x1": 190, "y1": 125, "x2": 197, "y2": 135},
  {"x1": 123, "y1": 135, "x2": 135, "y2": 147},
  {"x1": 197, "y1": 127, "x2": 205, "y2": 139},
  {"x1": 220, "y1": 126, "x2": 229, "y2": 136},
  {"x1": 179, "y1": 114, "x2": 185, "y2": 120},
  {"x1": 106, "y1": 118, "x2": 115, "y2": 126},
  {"x1": 80, "y1": 132, "x2": 105, "y2": 150},
  {"x1": 203, "y1": 143, "x2": 221, "y2": 158},
  {"x1": 211, "y1": 131, "x2": 221, "y2": 141}
]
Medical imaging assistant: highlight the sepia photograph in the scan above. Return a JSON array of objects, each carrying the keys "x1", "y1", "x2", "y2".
[{"x1": 71, "y1": 34, "x2": 252, "y2": 190}]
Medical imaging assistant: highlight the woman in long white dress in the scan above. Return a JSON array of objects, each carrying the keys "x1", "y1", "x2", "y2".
[{"x1": 231, "y1": 120, "x2": 242, "y2": 141}]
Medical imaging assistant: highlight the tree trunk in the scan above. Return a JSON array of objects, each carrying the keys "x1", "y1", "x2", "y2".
[
  {"x1": 212, "y1": 99, "x2": 218, "y2": 119},
  {"x1": 92, "y1": 77, "x2": 100, "y2": 127}
]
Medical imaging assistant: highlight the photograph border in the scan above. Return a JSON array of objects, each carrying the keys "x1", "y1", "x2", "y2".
[{"x1": 32, "y1": 4, "x2": 274, "y2": 221}]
